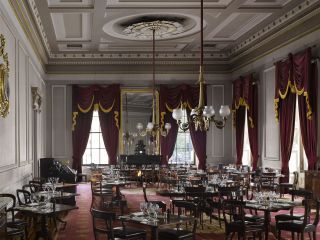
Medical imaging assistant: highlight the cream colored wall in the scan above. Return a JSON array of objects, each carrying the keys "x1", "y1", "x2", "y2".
[
  {"x1": 231, "y1": 28, "x2": 320, "y2": 170},
  {"x1": 0, "y1": 2, "x2": 46, "y2": 193}
]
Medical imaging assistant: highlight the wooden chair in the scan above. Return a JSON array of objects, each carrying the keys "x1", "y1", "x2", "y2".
[
  {"x1": 142, "y1": 183, "x2": 166, "y2": 212},
  {"x1": 275, "y1": 188, "x2": 313, "y2": 223},
  {"x1": 279, "y1": 171, "x2": 299, "y2": 197},
  {"x1": 224, "y1": 199, "x2": 265, "y2": 240},
  {"x1": 276, "y1": 199, "x2": 320, "y2": 240},
  {"x1": 91, "y1": 208, "x2": 146, "y2": 240},
  {"x1": 0, "y1": 194, "x2": 27, "y2": 239},
  {"x1": 16, "y1": 189, "x2": 31, "y2": 206},
  {"x1": 158, "y1": 200, "x2": 197, "y2": 240}
]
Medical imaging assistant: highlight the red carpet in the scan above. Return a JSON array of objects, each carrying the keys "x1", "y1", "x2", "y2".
[{"x1": 57, "y1": 183, "x2": 319, "y2": 240}]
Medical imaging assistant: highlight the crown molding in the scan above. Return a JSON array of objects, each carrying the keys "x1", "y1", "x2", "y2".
[
  {"x1": 8, "y1": 0, "x2": 48, "y2": 65},
  {"x1": 227, "y1": 0, "x2": 320, "y2": 57}
]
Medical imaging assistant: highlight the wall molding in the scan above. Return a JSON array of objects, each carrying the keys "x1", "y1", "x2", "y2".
[{"x1": 51, "y1": 85, "x2": 67, "y2": 158}]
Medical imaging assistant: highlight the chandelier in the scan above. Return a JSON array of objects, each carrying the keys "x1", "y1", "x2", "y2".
[
  {"x1": 136, "y1": 24, "x2": 171, "y2": 137},
  {"x1": 172, "y1": 0, "x2": 230, "y2": 132}
]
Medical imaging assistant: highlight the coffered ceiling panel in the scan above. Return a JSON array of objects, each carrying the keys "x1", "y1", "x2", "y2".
[
  {"x1": 51, "y1": 12, "x2": 92, "y2": 41},
  {"x1": 22, "y1": 0, "x2": 318, "y2": 70},
  {"x1": 47, "y1": 0, "x2": 94, "y2": 7},
  {"x1": 209, "y1": 12, "x2": 271, "y2": 40}
]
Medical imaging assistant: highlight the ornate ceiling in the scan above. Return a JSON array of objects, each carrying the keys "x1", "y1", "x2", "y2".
[{"x1": 9, "y1": 0, "x2": 320, "y2": 74}]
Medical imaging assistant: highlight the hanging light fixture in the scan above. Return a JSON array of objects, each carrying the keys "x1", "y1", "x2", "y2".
[
  {"x1": 136, "y1": 24, "x2": 171, "y2": 137},
  {"x1": 172, "y1": 0, "x2": 230, "y2": 131}
]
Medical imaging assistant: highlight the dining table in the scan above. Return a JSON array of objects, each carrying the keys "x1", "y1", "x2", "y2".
[
  {"x1": 118, "y1": 212, "x2": 194, "y2": 240},
  {"x1": 15, "y1": 203, "x2": 78, "y2": 240},
  {"x1": 102, "y1": 180, "x2": 127, "y2": 200},
  {"x1": 245, "y1": 199, "x2": 300, "y2": 239}
]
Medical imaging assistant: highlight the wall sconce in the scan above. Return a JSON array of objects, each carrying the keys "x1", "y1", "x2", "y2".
[{"x1": 31, "y1": 87, "x2": 42, "y2": 113}]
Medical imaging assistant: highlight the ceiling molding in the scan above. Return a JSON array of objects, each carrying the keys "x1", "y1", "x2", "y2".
[{"x1": 8, "y1": 0, "x2": 48, "y2": 65}]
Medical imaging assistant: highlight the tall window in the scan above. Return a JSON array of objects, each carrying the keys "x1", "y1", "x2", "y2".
[
  {"x1": 169, "y1": 110, "x2": 195, "y2": 165},
  {"x1": 83, "y1": 111, "x2": 109, "y2": 165},
  {"x1": 242, "y1": 111, "x2": 251, "y2": 166},
  {"x1": 289, "y1": 99, "x2": 307, "y2": 175}
]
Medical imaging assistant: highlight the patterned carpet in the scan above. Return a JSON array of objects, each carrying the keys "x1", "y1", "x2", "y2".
[{"x1": 56, "y1": 183, "x2": 319, "y2": 240}]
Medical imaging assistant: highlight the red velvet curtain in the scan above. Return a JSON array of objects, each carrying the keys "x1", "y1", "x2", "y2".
[
  {"x1": 159, "y1": 84, "x2": 207, "y2": 169},
  {"x1": 232, "y1": 78, "x2": 246, "y2": 165},
  {"x1": 243, "y1": 75, "x2": 259, "y2": 170},
  {"x1": 72, "y1": 86, "x2": 96, "y2": 173},
  {"x1": 159, "y1": 85, "x2": 181, "y2": 165},
  {"x1": 98, "y1": 85, "x2": 120, "y2": 165},
  {"x1": 275, "y1": 58, "x2": 296, "y2": 182},
  {"x1": 293, "y1": 48, "x2": 318, "y2": 170},
  {"x1": 72, "y1": 85, "x2": 120, "y2": 171}
]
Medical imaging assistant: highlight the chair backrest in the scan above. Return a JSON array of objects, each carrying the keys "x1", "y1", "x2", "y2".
[
  {"x1": 142, "y1": 182, "x2": 148, "y2": 202},
  {"x1": 292, "y1": 171, "x2": 299, "y2": 189},
  {"x1": 29, "y1": 180, "x2": 43, "y2": 192},
  {"x1": 222, "y1": 199, "x2": 246, "y2": 223},
  {"x1": 0, "y1": 194, "x2": 16, "y2": 220},
  {"x1": 172, "y1": 200, "x2": 197, "y2": 217},
  {"x1": 184, "y1": 186, "x2": 206, "y2": 199},
  {"x1": 289, "y1": 188, "x2": 313, "y2": 201},
  {"x1": 218, "y1": 186, "x2": 240, "y2": 199},
  {"x1": 91, "y1": 208, "x2": 115, "y2": 240},
  {"x1": 16, "y1": 189, "x2": 31, "y2": 206},
  {"x1": 313, "y1": 199, "x2": 320, "y2": 227}
]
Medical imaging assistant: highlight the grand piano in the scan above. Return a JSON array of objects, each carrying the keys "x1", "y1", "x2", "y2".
[
  {"x1": 39, "y1": 158, "x2": 77, "y2": 205},
  {"x1": 120, "y1": 155, "x2": 161, "y2": 165}
]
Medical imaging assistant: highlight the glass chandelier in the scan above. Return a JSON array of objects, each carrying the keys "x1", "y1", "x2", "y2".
[
  {"x1": 172, "y1": 0, "x2": 230, "y2": 132},
  {"x1": 136, "y1": 25, "x2": 171, "y2": 137}
]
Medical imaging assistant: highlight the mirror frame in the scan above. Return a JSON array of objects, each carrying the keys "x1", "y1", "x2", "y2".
[
  {"x1": 119, "y1": 88, "x2": 160, "y2": 155},
  {"x1": 0, "y1": 34, "x2": 10, "y2": 118}
]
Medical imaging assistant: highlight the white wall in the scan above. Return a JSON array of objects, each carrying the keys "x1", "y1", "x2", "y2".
[
  {"x1": 231, "y1": 28, "x2": 320, "y2": 169},
  {"x1": 0, "y1": 2, "x2": 46, "y2": 193}
]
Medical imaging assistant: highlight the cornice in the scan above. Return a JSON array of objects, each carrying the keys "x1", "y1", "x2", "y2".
[
  {"x1": 230, "y1": 7, "x2": 320, "y2": 71},
  {"x1": 8, "y1": 0, "x2": 48, "y2": 65},
  {"x1": 227, "y1": 0, "x2": 320, "y2": 57}
]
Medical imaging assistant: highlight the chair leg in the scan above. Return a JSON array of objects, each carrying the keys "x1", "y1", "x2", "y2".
[
  {"x1": 313, "y1": 231, "x2": 316, "y2": 240},
  {"x1": 277, "y1": 230, "x2": 281, "y2": 240}
]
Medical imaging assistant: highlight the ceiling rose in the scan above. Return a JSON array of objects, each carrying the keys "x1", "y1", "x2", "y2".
[{"x1": 103, "y1": 13, "x2": 203, "y2": 41}]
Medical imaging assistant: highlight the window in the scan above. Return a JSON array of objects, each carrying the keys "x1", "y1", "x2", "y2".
[
  {"x1": 169, "y1": 110, "x2": 196, "y2": 165},
  {"x1": 242, "y1": 111, "x2": 251, "y2": 166},
  {"x1": 289, "y1": 99, "x2": 307, "y2": 175},
  {"x1": 83, "y1": 111, "x2": 109, "y2": 165}
]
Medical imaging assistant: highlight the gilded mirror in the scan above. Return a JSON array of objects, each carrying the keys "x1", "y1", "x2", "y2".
[
  {"x1": 119, "y1": 88, "x2": 159, "y2": 155},
  {"x1": 0, "y1": 34, "x2": 9, "y2": 118}
]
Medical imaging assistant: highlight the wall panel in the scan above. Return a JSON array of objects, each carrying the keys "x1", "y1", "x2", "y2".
[
  {"x1": 263, "y1": 67, "x2": 280, "y2": 161},
  {"x1": 52, "y1": 85, "x2": 67, "y2": 158}
]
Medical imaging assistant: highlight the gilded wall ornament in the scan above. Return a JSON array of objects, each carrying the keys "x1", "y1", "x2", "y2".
[{"x1": 0, "y1": 34, "x2": 10, "y2": 118}]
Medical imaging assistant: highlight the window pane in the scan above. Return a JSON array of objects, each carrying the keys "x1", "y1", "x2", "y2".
[
  {"x1": 91, "y1": 117, "x2": 100, "y2": 132},
  {"x1": 83, "y1": 149, "x2": 91, "y2": 165},
  {"x1": 91, "y1": 133, "x2": 100, "y2": 149},
  {"x1": 100, "y1": 149, "x2": 108, "y2": 164},
  {"x1": 99, "y1": 134, "x2": 105, "y2": 149},
  {"x1": 91, "y1": 149, "x2": 100, "y2": 164},
  {"x1": 86, "y1": 134, "x2": 92, "y2": 149}
]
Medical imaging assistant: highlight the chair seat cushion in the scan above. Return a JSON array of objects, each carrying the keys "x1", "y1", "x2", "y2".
[
  {"x1": 277, "y1": 220, "x2": 304, "y2": 231},
  {"x1": 275, "y1": 213, "x2": 303, "y2": 222},
  {"x1": 158, "y1": 229, "x2": 194, "y2": 239},
  {"x1": 7, "y1": 218, "x2": 28, "y2": 228},
  {"x1": 7, "y1": 227, "x2": 24, "y2": 236},
  {"x1": 113, "y1": 227, "x2": 146, "y2": 238},
  {"x1": 244, "y1": 214, "x2": 264, "y2": 223}
]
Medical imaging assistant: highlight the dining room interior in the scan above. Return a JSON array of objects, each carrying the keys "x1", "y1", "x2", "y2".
[{"x1": 0, "y1": 0, "x2": 320, "y2": 239}]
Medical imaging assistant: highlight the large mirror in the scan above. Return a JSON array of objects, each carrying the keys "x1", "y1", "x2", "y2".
[{"x1": 119, "y1": 88, "x2": 159, "y2": 155}]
